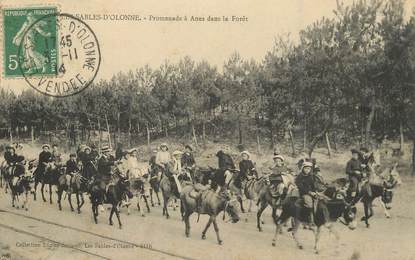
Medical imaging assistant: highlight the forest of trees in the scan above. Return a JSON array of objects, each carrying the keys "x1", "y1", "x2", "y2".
[{"x1": 1, "y1": 0, "x2": 415, "y2": 173}]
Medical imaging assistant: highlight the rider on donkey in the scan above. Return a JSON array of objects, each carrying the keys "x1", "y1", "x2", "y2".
[
  {"x1": 346, "y1": 149, "x2": 364, "y2": 202},
  {"x1": 155, "y1": 143, "x2": 172, "y2": 175},
  {"x1": 50, "y1": 144, "x2": 63, "y2": 169},
  {"x1": 295, "y1": 161, "x2": 326, "y2": 225},
  {"x1": 181, "y1": 145, "x2": 196, "y2": 180},
  {"x1": 268, "y1": 155, "x2": 292, "y2": 198},
  {"x1": 216, "y1": 149, "x2": 236, "y2": 191},
  {"x1": 238, "y1": 150, "x2": 257, "y2": 187},
  {"x1": 172, "y1": 150, "x2": 187, "y2": 193},
  {"x1": 65, "y1": 153, "x2": 79, "y2": 190},
  {"x1": 33, "y1": 144, "x2": 52, "y2": 180},
  {"x1": 11, "y1": 152, "x2": 26, "y2": 187},
  {"x1": 4, "y1": 145, "x2": 18, "y2": 176}
]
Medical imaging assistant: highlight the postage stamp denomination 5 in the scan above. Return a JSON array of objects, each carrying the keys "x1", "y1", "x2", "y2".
[{"x1": 3, "y1": 6, "x2": 58, "y2": 77}]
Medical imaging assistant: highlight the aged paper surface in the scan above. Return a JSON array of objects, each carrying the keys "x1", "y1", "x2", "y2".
[{"x1": 0, "y1": 0, "x2": 415, "y2": 259}]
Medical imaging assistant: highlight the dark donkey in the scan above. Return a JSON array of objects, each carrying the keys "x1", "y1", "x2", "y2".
[
  {"x1": 357, "y1": 163, "x2": 402, "y2": 227},
  {"x1": 90, "y1": 172, "x2": 132, "y2": 229},
  {"x1": 160, "y1": 163, "x2": 192, "y2": 219},
  {"x1": 180, "y1": 185, "x2": 240, "y2": 245},
  {"x1": 272, "y1": 187, "x2": 357, "y2": 254},
  {"x1": 34, "y1": 162, "x2": 61, "y2": 204}
]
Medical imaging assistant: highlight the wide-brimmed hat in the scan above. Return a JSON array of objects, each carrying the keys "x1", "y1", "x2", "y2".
[
  {"x1": 128, "y1": 148, "x2": 137, "y2": 154},
  {"x1": 240, "y1": 151, "x2": 251, "y2": 158},
  {"x1": 69, "y1": 153, "x2": 77, "y2": 157},
  {"x1": 301, "y1": 161, "x2": 313, "y2": 170},
  {"x1": 172, "y1": 150, "x2": 183, "y2": 156},
  {"x1": 159, "y1": 143, "x2": 169, "y2": 150},
  {"x1": 83, "y1": 146, "x2": 91, "y2": 152},
  {"x1": 42, "y1": 144, "x2": 50, "y2": 149},
  {"x1": 184, "y1": 144, "x2": 193, "y2": 151},
  {"x1": 101, "y1": 145, "x2": 112, "y2": 153},
  {"x1": 273, "y1": 154, "x2": 285, "y2": 161},
  {"x1": 351, "y1": 149, "x2": 359, "y2": 154}
]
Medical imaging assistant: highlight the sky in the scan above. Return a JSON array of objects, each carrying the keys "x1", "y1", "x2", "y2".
[{"x1": 1, "y1": 0, "x2": 414, "y2": 93}]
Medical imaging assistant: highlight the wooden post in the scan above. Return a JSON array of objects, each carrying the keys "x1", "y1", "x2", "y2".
[
  {"x1": 325, "y1": 132, "x2": 332, "y2": 158},
  {"x1": 128, "y1": 116, "x2": 132, "y2": 147},
  {"x1": 146, "y1": 122, "x2": 151, "y2": 152},
  {"x1": 98, "y1": 118, "x2": 102, "y2": 154},
  {"x1": 9, "y1": 126, "x2": 13, "y2": 143},
  {"x1": 31, "y1": 126, "x2": 34, "y2": 144},
  {"x1": 256, "y1": 126, "x2": 261, "y2": 154},
  {"x1": 399, "y1": 121, "x2": 404, "y2": 155},
  {"x1": 105, "y1": 114, "x2": 112, "y2": 150},
  {"x1": 289, "y1": 129, "x2": 295, "y2": 156},
  {"x1": 192, "y1": 122, "x2": 198, "y2": 148}
]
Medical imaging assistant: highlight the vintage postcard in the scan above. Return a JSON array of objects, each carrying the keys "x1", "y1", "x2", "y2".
[{"x1": 0, "y1": 0, "x2": 415, "y2": 259}]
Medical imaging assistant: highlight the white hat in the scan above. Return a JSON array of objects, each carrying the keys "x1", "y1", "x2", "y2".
[
  {"x1": 128, "y1": 148, "x2": 137, "y2": 154},
  {"x1": 301, "y1": 161, "x2": 313, "y2": 170},
  {"x1": 273, "y1": 154, "x2": 285, "y2": 161},
  {"x1": 160, "y1": 143, "x2": 169, "y2": 150},
  {"x1": 241, "y1": 151, "x2": 251, "y2": 158},
  {"x1": 101, "y1": 145, "x2": 112, "y2": 153}
]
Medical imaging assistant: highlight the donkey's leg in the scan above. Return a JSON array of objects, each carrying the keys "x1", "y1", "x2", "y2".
[
  {"x1": 201, "y1": 216, "x2": 213, "y2": 240},
  {"x1": 212, "y1": 218, "x2": 223, "y2": 245},
  {"x1": 156, "y1": 191, "x2": 161, "y2": 206},
  {"x1": 184, "y1": 213, "x2": 191, "y2": 237},
  {"x1": 143, "y1": 194, "x2": 151, "y2": 213},
  {"x1": 33, "y1": 181, "x2": 38, "y2": 201},
  {"x1": 109, "y1": 205, "x2": 115, "y2": 226},
  {"x1": 378, "y1": 198, "x2": 390, "y2": 218},
  {"x1": 292, "y1": 218, "x2": 303, "y2": 249},
  {"x1": 57, "y1": 188, "x2": 63, "y2": 211},
  {"x1": 115, "y1": 203, "x2": 122, "y2": 229},
  {"x1": 313, "y1": 226, "x2": 322, "y2": 254},
  {"x1": 237, "y1": 195, "x2": 245, "y2": 213},
  {"x1": 257, "y1": 200, "x2": 268, "y2": 232},
  {"x1": 68, "y1": 192, "x2": 75, "y2": 212},
  {"x1": 149, "y1": 189, "x2": 154, "y2": 207},
  {"x1": 79, "y1": 193, "x2": 85, "y2": 209},
  {"x1": 49, "y1": 184, "x2": 53, "y2": 204},
  {"x1": 41, "y1": 182, "x2": 47, "y2": 202}
]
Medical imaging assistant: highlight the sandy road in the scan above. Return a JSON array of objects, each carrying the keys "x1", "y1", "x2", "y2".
[{"x1": 0, "y1": 180, "x2": 415, "y2": 260}]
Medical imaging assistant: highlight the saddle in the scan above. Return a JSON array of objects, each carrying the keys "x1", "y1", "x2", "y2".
[{"x1": 189, "y1": 183, "x2": 209, "y2": 199}]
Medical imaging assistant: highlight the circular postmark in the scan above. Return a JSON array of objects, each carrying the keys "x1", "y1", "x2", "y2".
[{"x1": 17, "y1": 12, "x2": 101, "y2": 97}]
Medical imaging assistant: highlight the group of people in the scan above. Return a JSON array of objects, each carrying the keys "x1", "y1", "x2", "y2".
[{"x1": 2, "y1": 140, "x2": 377, "y2": 226}]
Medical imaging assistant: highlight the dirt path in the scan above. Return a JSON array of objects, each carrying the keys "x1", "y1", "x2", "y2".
[{"x1": 0, "y1": 182, "x2": 414, "y2": 260}]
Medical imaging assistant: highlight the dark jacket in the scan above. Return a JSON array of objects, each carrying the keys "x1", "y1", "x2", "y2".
[
  {"x1": 66, "y1": 159, "x2": 79, "y2": 175},
  {"x1": 239, "y1": 159, "x2": 256, "y2": 179},
  {"x1": 38, "y1": 151, "x2": 52, "y2": 169},
  {"x1": 4, "y1": 151, "x2": 18, "y2": 165},
  {"x1": 115, "y1": 148, "x2": 123, "y2": 161},
  {"x1": 346, "y1": 158, "x2": 362, "y2": 176},
  {"x1": 268, "y1": 165, "x2": 290, "y2": 183},
  {"x1": 295, "y1": 173, "x2": 318, "y2": 196},
  {"x1": 97, "y1": 155, "x2": 115, "y2": 178},
  {"x1": 217, "y1": 152, "x2": 235, "y2": 170},
  {"x1": 181, "y1": 152, "x2": 195, "y2": 168}
]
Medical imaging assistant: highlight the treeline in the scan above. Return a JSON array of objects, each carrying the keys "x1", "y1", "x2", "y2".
[{"x1": 1, "y1": 0, "x2": 415, "y2": 171}]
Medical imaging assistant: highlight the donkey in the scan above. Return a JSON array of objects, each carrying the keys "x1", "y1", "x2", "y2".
[
  {"x1": 90, "y1": 174, "x2": 132, "y2": 229},
  {"x1": 9, "y1": 161, "x2": 36, "y2": 210},
  {"x1": 272, "y1": 188, "x2": 357, "y2": 254},
  {"x1": 358, "y1": 163, "x2": 402, "y2": 227},
  {"x1": 180, "y1": 186, "x2": 240, "y2": 245}
]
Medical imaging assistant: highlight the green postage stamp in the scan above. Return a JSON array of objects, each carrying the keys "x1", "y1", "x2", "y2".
[{"x1": 3, "y1": 6, "x2": 58, "y2": 77}]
